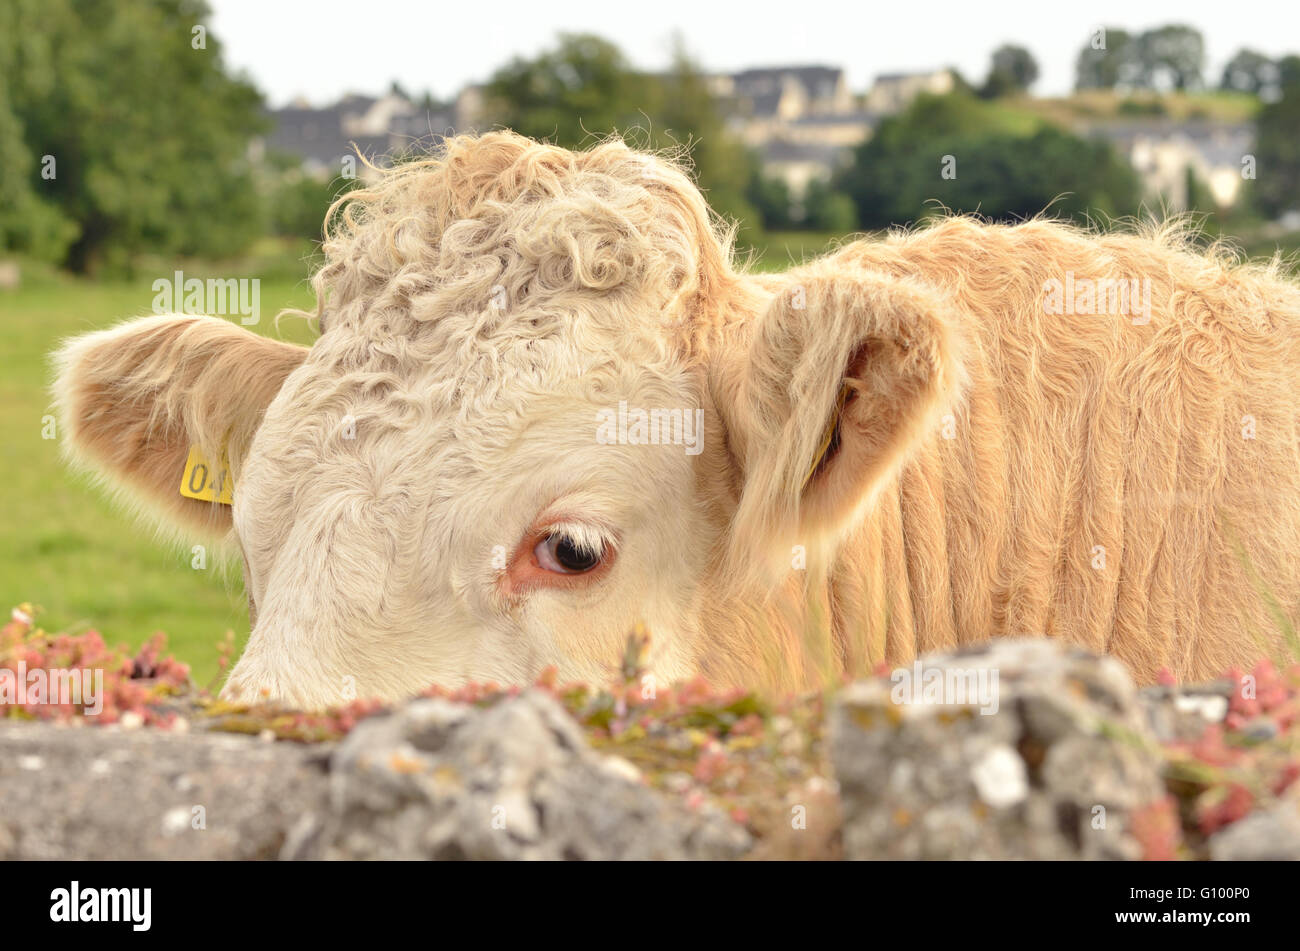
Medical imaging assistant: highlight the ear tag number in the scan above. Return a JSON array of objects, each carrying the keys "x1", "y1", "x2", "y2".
[
  {"x1": 179, "y1": 445, "x2": 234, "y2": 505},
  {"x1": 801, "y1": 382, "x2": 852, "y2": 491}
]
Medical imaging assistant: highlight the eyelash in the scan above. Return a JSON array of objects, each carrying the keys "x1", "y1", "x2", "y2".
[
  {"x1": 500, "y1": 520, "x2": 617, "y2": 595},
  {"x1": 536, "y1": 522, "x2": 610, "y2": 559},
  {"x1": 535, "y1": 531, "x2": 604, "y2": 574}
]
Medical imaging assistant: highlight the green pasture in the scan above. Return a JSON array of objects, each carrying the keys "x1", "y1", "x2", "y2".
[{"x1": 0, "y1": 243, "x2": 319, "y2": 685}]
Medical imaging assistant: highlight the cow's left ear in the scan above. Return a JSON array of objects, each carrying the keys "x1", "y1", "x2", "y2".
[
  {"x1": 52, "y1": 314, "x2": 308, "y2": 539},
  {"x1": 711, "y1": 263, "x2": 967, "y2": 573}
]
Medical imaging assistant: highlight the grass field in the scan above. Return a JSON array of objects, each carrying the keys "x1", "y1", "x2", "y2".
[
  {"x1": 0, "y1": 232, "x2": 842, "y2": 685},
  {"x1": 0, "y1": 244, "x2": 323, "y2": 685}
]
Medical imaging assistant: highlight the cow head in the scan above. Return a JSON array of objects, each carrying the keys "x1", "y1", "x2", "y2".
[{"x1": 54, "y1": 133, "x2": 964, "y2": 707}]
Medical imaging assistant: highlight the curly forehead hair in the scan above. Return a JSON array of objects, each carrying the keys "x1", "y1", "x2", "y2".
[{"x1": 305, "y1": 132, "x2": 744, "y2": 358}]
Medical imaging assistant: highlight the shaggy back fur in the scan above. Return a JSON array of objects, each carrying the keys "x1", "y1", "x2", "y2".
[
  {"x1": 803, "y1": 219, "x2": 1300, "y2": 684},
  {"x1": 53, "y1": 132, "x2": 1300, "y2": 705}
]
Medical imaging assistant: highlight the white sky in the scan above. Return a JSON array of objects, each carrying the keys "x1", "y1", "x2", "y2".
[{"x1": 207, "y1": 0, "x2": 1300, "y2": 107}]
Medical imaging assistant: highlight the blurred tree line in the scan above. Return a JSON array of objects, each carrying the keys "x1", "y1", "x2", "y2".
[
  {"x1": 2, "y1": 5, "x2": 1299, "y2": 274},
  {"x1": 1248, "y1": 56, "x2": 1300, "y2": 220},
  {"x1": 836, "y1": 92, "x2": 1143, "y2": 228},
  {"x1": 1071, "y1": 26, "x2": 1300, "y2": 224},
  {"x1": 836, "y1": 26, "x2": 1300, "y2": 231},
  {"x1": 1075, "y1": 25, "x2": 1207, "y2": 92},
  {"x1": 483, "y1": 34, "x2": 863, "y2": 234},
  {"x1": 486, "y1": 34, "x2": 771, "y2": 237},
  {"x1": 0, "y1": 0, "x2": 268, "y2": 273}
]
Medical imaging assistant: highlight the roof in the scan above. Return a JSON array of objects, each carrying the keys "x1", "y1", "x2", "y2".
[
  {"x1": 732, "y1": 65, "x2": 843, "y2": 84},
  {"x1": 1085, "y1": 120, "x2": 1254, "y2": 166},
  {"x1": 788, "y1": 111, "x2": 878, "y2": 128},
  {"x1": 263, "y1": 99, "x2": 456, "y2": 170},
  {"x1": 760, "y1": 139, "x2": 847, "y2": 165},
  {"x1": 875, "y1": 69, "x2": 939, "y2": 81},
  {"x1": 731, "y1": 65, "x2": 844, "y2": 99}
]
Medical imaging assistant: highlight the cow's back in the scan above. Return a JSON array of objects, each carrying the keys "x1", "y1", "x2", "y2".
[{"x1": 827, "y1": 218, "x2": 1300, "y2": 683}]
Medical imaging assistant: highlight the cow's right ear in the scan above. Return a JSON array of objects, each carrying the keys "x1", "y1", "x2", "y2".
[
  {"x1": 52, "y1": 315, "x2": 308, "y2": 538},
  {"x1": 710, "y1": 264, "x2": 967, "y2": 578}
]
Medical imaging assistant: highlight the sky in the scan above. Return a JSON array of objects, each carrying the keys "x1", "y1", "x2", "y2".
[{"x1": 207, "y1": 0, "x2": 1300, "y2": 107}]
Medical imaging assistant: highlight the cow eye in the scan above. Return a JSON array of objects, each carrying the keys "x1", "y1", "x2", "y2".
[{"x1": 534, "y1": 533, "x2": 603, "y2": 574}]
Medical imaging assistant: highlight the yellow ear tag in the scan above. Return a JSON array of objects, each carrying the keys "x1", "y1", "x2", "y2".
[
  {"x1": 801, "y1": 382, "x2": 852, "y2": 491},
  {"x1": 179, "y1": 445, "x2": 234, "y2": 505}
]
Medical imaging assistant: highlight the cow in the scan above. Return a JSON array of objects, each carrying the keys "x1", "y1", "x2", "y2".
[{"x1": 53, "y1": 132, "x2": 1300, "y2": 708}]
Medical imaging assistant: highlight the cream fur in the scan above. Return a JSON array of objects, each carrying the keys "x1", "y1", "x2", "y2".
[{"x1": 51, "y1": 132, "x2": 1300, "y2": 706}]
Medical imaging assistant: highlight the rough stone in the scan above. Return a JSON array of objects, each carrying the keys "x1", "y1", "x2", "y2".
[
  {"x1": 0, "y1": 691, "x2": 749, "y2": 860},
  {"x1": 830, "y1": 638, "x2": 1166, "y2": 859},
  {"x1": 286, "y1": 690, "x2": 751, "y2": 860},
  {"x1": 0, "y1": 720, "x2": 330, "y2": 859},
  {"x1": 1137, "y1": 681, "x2": 1233, "y2": 742},
  {"x1": 1208, "y1": 793, "x2": 1300, "y2": 860}
]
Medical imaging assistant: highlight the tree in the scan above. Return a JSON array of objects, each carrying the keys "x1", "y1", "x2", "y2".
[
  {"x1": 1135, "y1": 25, "x2": 1205, "y2": 91},
  {"x1": 483, "y1": 34, "x2": 653, "y2": 146},
  {"x1": 1276, "y1": 54, "x2": 1300, "y2": 90},
  {"x1": 1220, "y1": 49, "x2": 1280, "y2": 97},
  {"x1": 747, "y1": 174, "x2": 793, "y2": 230},
  {"x1": 1252, "y1": 59, "x2": 1300, "y2": 219},
  {"x1": 1075, "y1": 27, "x2": 1138, "y2": 90},
  {"x1": 0, "y1": 0, "x2": 268, "y2": 272},
  {"x1": 980, "y1": 45, "x2": 1039, "y2": 98},
  {"x1": 0, "y1": 1, "x2": 79, "y2": 262},
  {"x1": 803, "y1": 179, "x2": 857, "y2": 232},
  {"x1": 836, "y1": 93, "x2": 1142, "y2": 228},
  {"x1": 1074, "y1": 25, "x2": 1205, "y2": 93},
  {"x1": 649, "y1": 42, "x2": 761, "y2": 234},
  {"x1": 264, "y1": 153, "x2": 360, "y2": 243},
  {"x1": 483, "y1": 34, "x2": 761, "y2": 235}
]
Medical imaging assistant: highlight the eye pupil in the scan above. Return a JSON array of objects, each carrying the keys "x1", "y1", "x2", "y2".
[{"x1": 554, "y1": 535, "x2": 600, "y2": 572}]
